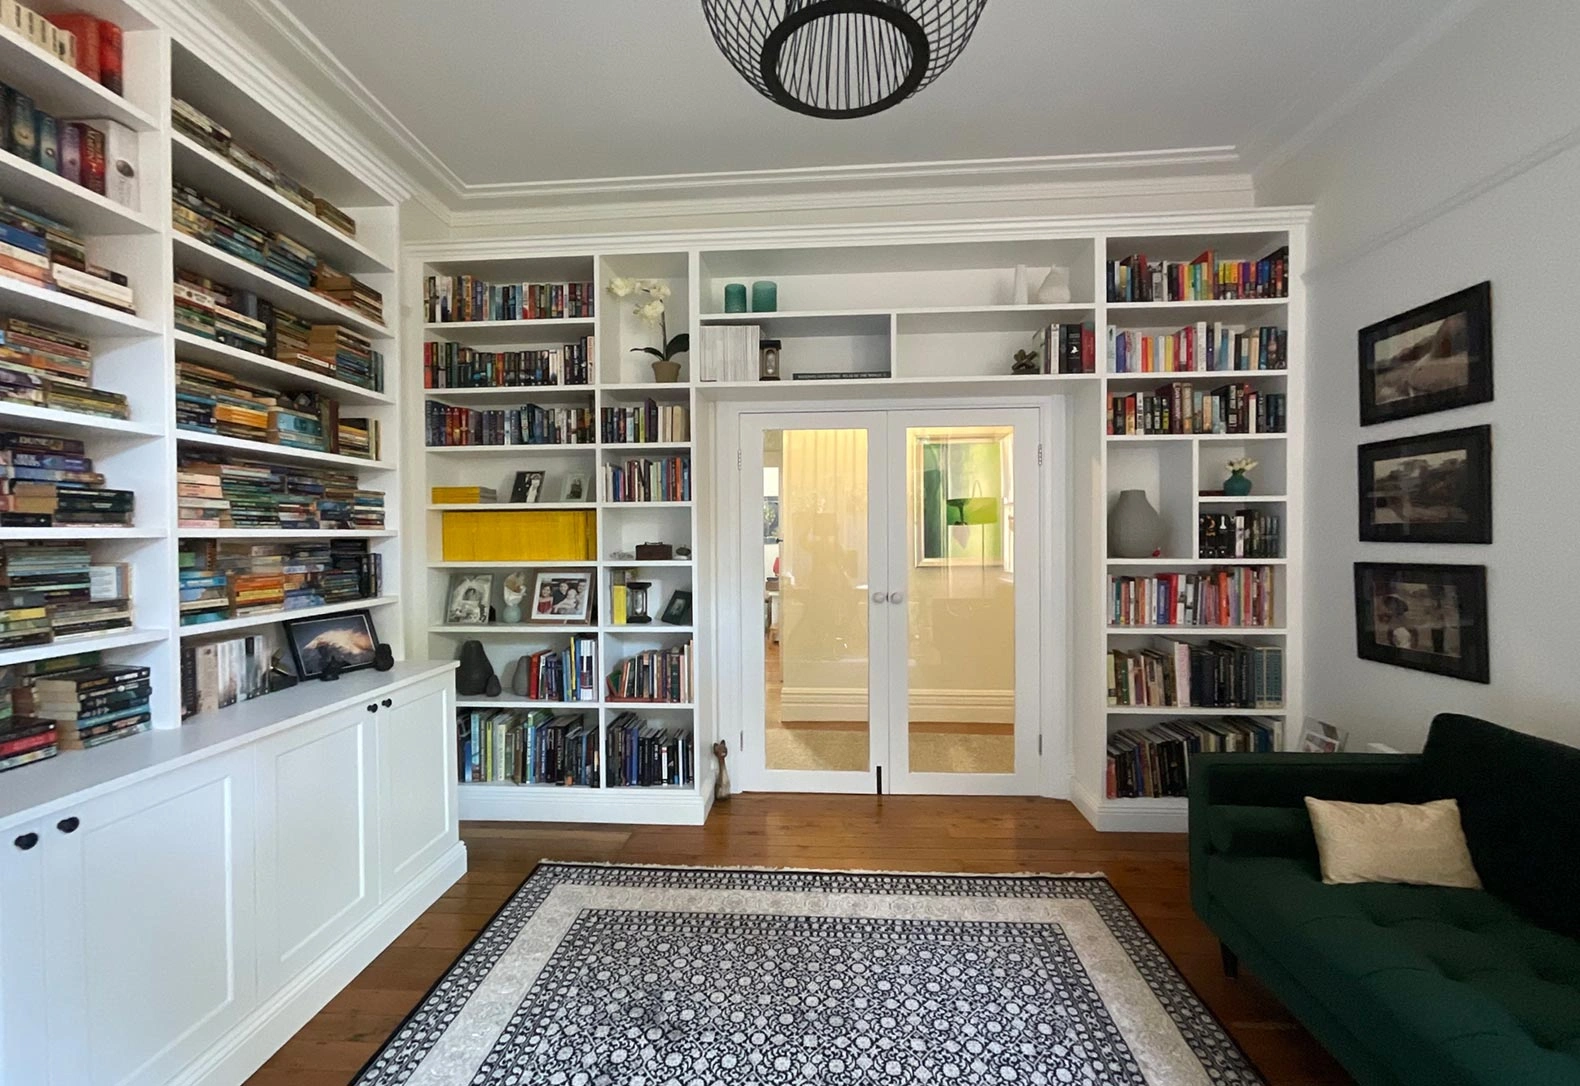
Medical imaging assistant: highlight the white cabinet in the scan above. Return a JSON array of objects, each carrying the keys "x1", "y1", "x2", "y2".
[
  {"x1": 0, "y1": 816, "x2": 50, "y2": 1086},
  {"x1": 376, "y1": 682, "x2": 457, "y2": 892}
]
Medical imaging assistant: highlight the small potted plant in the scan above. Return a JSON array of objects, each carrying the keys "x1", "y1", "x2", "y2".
[
  {"x1": 609, "y1": 277, "x2": 688, "y2": 382},
  {"x1": 1224, "y1": 457, "x2": 1258, "y2": 496}
]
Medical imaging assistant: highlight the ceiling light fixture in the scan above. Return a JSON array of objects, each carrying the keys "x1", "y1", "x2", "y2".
[{"x1": 701, "y1": 0, "x2": 988, "y2": 119}]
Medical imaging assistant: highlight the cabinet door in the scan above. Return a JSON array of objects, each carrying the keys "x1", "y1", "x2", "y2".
[
  {"x1": 0, "y1": 819, "x2": 49, "y2": 1086},
  {"x1": 376, "y1": 679, "x2": 456, "y2": 894},
  {"x1": 254, "y1": 700, "x2": 376, "y2": 996},
  {"x1": 45, "y1": 749, "x2": 257, "y2": 1086}
]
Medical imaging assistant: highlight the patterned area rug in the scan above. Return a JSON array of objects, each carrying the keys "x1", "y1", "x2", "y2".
[{"x1": 354, "y1": 864, "x2": 1262, "y2": 1085}]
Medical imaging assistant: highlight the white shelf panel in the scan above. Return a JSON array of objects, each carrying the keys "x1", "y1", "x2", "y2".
[
  {"x1": 1106, "y1": 626, "x2": 1287, "y2": 635},
  {"x1": 423, "y1": 385, "x2": 593, "y2": 404},
  {"x1": 428, "y1": 560, "x2": 597, "y2": 569},
  {"x1": 424, "y1": 444, "x2": 595, "y2": 456},
  {"x1": 1198, "y1": 494, "x2": 1288, "y2": 503},
  {"x1": 601, "y1": 442, "x2": 693, "y2": 452},
  {"x1": 601, "y1": 382, "x2": 691, "y2": 396},
  {"x1": 0, "y1": 527, "x2": 163, "y2": 541},
  {"x1": 698, "y1": 372, "x2": 1097, "y2": 401},
  {"x1": 605, "y1": 701, "x2": 695, "y2": 710},
  {"x1": 177, "y1": 529, "x2": 397, "y2": 541},
  {"x1": 0, "y1": 23, "x2": 159, "y2": 132},
  {"x1": 177, "y1": 429, "x2": 393, "y2": 471},
  {"x1": 605, "y1": 559, "x2": 694, "y2": 568},
  {"x1": 426, "y1": 502, "x2": 592, "y2": 512},
  {"x1": 1105, "y1": 370, "x2": 1288, "y2": 382},
  {"x1": 424, "y1": 317, "x2": 595, "y2": 346},
  {"x1": 170, "y1": 132, "x2": 393, "y2": 275},
  {"x1": 172, "y1": 233, "x2": 391, "y2": 339},
  {"x1": 0, "y1": 401, "x2": 161, "y2": 438},
  {"x1": 1106, "y1": 558, "x2": 1287, "y2": 567},
  {"x1": 0, "y1": 150, "x2": 159, "y2": 235},
  {"x1": 1105, "y1": 299, "x2": 1287, "y2": 327},
  {"x1": 0, "y1": 626, "x2": 166, "y2": 668},
  {"x1": 173, "y1": 331, "x2": 393, "y2": 406},
  {"x1": 1106, "y1": 706, "x2": 1287, "y2": 716},
  {"x1": 177, "y1": 596, "x2": 398, "y2": 638},
  {"x1": 603, "y1": 625, "x2": 694, "y2": 634},
  {"x1": 700, "y1": 310, "x2": 887, "y2": 338},
  {"x1": 0, "y1": 274, "x2": 160, "y2": 337},
  {"x1": 456, "y1": 698, "x2": 597, "y2": 710},
  {"x1": 1107, "y1": 433, "x2": 1287, "y2": 443},
  {"x1": 603, "y1": 501, "x2": 692, "y2": 509},
  {"x1": 895, "y1": 303, "x2": 1096, "y2": 334},
  {"x1": 428, "y1": 624, "x2": 597, "y2": 635}
]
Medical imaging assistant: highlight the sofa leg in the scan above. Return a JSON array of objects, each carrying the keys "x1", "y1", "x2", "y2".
[{"x1": 1220, "y1": 942, "x2": 1239, "y2": 979}]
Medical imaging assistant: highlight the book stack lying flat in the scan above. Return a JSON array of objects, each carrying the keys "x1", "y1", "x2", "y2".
[
  {"x1": 312, "y1": 269, "x2": 383, "y2": 324},
  {"x1": 306, "y1": 324, "x2": 382, "y2": 391},
  {"x1": 0, "y1": 432, "x2": 134, "y2": 526},
  {"x1": 271, "y1": 308, "x2": 321, "y2": 372},
  {"x1": 265, "y1": 233, "x2": 316, "y2": 290},
  {"x1": 0, "y1": 542, "x2": 132, "y2": 638},
  {"x1": 1105, "y1": 717, "x2": 1277, "y2": 799},
  {"x1": 176, "y1": 359, "x2": 274, "y2": 441},
  {"x1": 175, "y1": 452, "x2": 384, "y2": 530},
  {"x1": 172, "y1": 97, "x2": 232, "y2": 154},
  {"x1": 177, "y1": 538, "x2": 380, "y2": 625},
  {"x1": 606, "y1": 714, "x2": 694, "y2": 787},
  {"x1": 606, "y1": 641, "x2": 693, "y2": 704},
  {"x1": 179, "y1": 633, "x2": 269, "y2": 718},
  {"x1": 0, "y1": 590, "x2": 51, "y2": 649},
  {"x1": 174, "y1": 270, "x2": 271, "y2": 355},
  {"x1": 456, "y1": 707, "x2": 599, "y2": 786},
  {"x1": 431, "y1": 486, "x2": 497, "y2": 504},
  {"x1": 0, "y1": 197, "x2": 136, "y2": 313},
  {"x1": 0, "y1": 318, "x2": 131, "y2": 420},
  {"x1": 26, "y1": 663, "x2": 152, "y2": 751},
  {"x1": 0, "y1": 694, "x2": 56, "y2": 770},
  {"x1": 178, "y1": 546, "x2": 228, "y2": 625}
]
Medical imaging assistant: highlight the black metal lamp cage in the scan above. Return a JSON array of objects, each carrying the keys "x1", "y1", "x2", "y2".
[{"x1": 701, "y1": 0, "x2": 988, "y2": 119}]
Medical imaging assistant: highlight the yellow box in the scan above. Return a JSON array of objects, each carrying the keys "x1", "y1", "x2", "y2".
[{"x1": 441, "y1": 510, "x2": 596, "y2": 562}]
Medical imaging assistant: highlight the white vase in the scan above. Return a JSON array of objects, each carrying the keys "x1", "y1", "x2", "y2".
[
  {"x1": 1108, "y1": 489, "x2": 1164, "y2": 559},
  {"x1": 1012, "y1": 264, "x2": 1029, "y2": 306},
  {"x1": 1036, "y1": 265, "x2": 1072, "y2": 304}
]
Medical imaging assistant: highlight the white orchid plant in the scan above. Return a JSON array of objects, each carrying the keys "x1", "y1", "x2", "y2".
[
  {"x1": 608, "y1": 277, "x2": 689, "y2": 362},
  {"x1": 1226, "y1": 458, "x2": 1258, "y2": 474}
]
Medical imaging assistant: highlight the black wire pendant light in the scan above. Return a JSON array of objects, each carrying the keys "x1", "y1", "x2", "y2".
[{"x1": 701, "y1": 0, "x2": 988, "y2": 119}]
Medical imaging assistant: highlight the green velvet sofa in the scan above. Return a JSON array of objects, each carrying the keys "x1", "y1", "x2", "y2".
[{"x1": 1189, "y1": 713, "x2": 1580, "y2": 1086}]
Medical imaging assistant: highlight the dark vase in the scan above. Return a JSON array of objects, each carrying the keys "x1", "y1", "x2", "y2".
[{"x1": 456, "y1": 640, "x2": 497, "y2": 697}]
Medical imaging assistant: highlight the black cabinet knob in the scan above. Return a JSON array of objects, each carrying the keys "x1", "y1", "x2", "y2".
[
  {"x1": 56, "y1": 817, "x2": 79, "y2": 834},
  {"x1": 13, "y1": 832, "x2": 38, "y2": 851},
  {"x1": 366, "y1": 704, "x2": 377, "y2": 713},
  {"x1": 380, "y1": 698, "x2": 392, "y2": 708}
]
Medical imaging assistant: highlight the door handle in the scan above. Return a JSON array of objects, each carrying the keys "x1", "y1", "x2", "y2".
[
  {"x1": 381, "y1": 698, "x2": 392, "y2": 708},
  {"x1": 366, "y1": 704, "x2": 377, "y2": 713},
  {"x1": 56, "y1": 817, "x2": 79, "y2": 834},
  {"x1": 13, "y1": 832, "x2": 38, "y2": 851},
  {"x1": 871, "y1": 591, "x2": 887, "y2": 604},
  {"x1": 888, "y1": 591, "x2": 905, "y2": 604}
]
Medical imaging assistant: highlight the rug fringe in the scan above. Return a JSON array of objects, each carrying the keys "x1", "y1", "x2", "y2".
[{"x1": 534, "y1": 860, "x2": 1109, "y2": 880}]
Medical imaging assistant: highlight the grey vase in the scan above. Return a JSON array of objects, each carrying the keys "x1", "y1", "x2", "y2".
[{"x1": 1109, "y1": 489, "x2": 1164, "y2": 559}]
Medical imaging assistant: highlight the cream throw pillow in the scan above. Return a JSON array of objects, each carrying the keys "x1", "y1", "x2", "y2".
[{"x1": 1304, "y1": 797, "x2": 1482, "y2": 888}]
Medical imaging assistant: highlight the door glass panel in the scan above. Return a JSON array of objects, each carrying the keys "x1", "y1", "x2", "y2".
[
  {"x1": 905, "y1": 426, "x2": 1015, "y2": 774},
  {"x1": 765, "y1": 428, "x2": 870, "y2": 772}
]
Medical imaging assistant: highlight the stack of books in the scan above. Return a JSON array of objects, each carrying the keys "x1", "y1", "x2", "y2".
[
  {"x1": 177, "y1": 548, "x2": 228, "y2": 625},
  {"x1": 0, "y1": 431, "x2": 134, "y2": 527},
  {"x1": 0, "y1": 196, "x2": 136, "y2": 313},
  {"x1": 0, "y1": 317, "x2": 130, "y2": 420},
  {"x1": 1108, "y1": 385, "x2": 1287, "y2": 436},
  {"x1": 1108, "y1": 567, "x2": 1277, "y2": 629},
  {"x1": 172, "y1": 183, "x2": 326, "y2": 292},
  {"x1": 0, "y1": 541, "x2": 131, "y2": 638},
  {"x1": 306, "y1": 324, "x2": 382, "y2": 391},
  {"x1": 265, "y1": 233, "x2": 316, "y2": 290},
  {"x1": 1105, "y1": 717, "x2": 1277, "y2": 798},
  {"x1": 173, "y1": 269, "x2": 271, "y2": 354},
  {"x1": 0, "y1": 589, "x2": 50, "y2": 649},
  {"x1": 501, "y1": 637, "x2": 599, "y2": 701},
  {"x1": 0, "y1": 669, "x2": 55, "y2": 771},
  {"x1": 1108, "y1": 642, "x2": 1283, "y2": 709},
  {"x1": 1198, "y1": 510, "x2": 1282, "y2": 560},
  {"x1": 431, "y1": 486, "x2": 497, "y2": 504},
  {"x1": 178, "y1": 538, "x2": 381, "y2": 626},
  {"x1": 337, "y1": 418, "x2": 378, "y2": 460},
  {"x1": 602, "y1": 456, "x2": 691, "y2": 503},
  {"x1": 422, "y1": 339, "x2": 595, "y2": 388},
  {"x1": 179, "y1": 633, "x2": 270, "y2": 718},
  {"x1": 1106, "y1": 247, "x2": 1290, "y2": 302},
  {"x1": 600, "y1": 400, "x2": 690, "y2": 444},
  {"x1": 3, "y1": 9, "x2": 124, "y2": 96},
  {"x1": 424, "y1": 276, "x2": 594, "y2": 323},
  {"x1": 606, "y1": 713, "x2": 694, "y2": 787},
  {"x1": 312, "y1": 269, "x2": 383, "y2": 324},
  {"x1": 1038, "y1": 322, "x2": 1096, "y2": 375},
  {"x1": 179, "y1": 453, "x2": 386, "y2": 530},
  {"x1": 606, "y1": 641, "x2": 693, "y2": 704},
  {"x1": 1108, "y1": 323, "x2": 1287, "y2": 374},
  {"x1": 176, "y1": 359, "x2": 273, "y2": 441},
  {"x1": 25, "y1": 663, "x2": 151, "y2": 750},
  {"x1": 424, "y1": 402, "x2": 594, "y2": 447},
  {"x1": 456, "y1": 707, "x2": 600, "y2": 786}
]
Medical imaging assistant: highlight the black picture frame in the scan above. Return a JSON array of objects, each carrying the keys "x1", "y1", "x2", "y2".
[
  {"x1": 1357, "y1": 424, "x2": 1492, "y2": 543},
  {"x1": 1358, "y1": 281, "x2": 1492, "y2": 425},
  {"x1": 510, "y1": 470, "x2": 545, "y2": 504},
  {"x1": 661, "y1": 589, "x2": 693, "y2": 626},
  {"x1": 1353, "y1": 563, "x2": 1488, "y2": 683},
  {"x1": 283, "y1": 609, "x2": 380, "y2": 679}
]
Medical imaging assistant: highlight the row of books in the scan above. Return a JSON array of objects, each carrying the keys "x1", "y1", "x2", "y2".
[
  {"x1": 696, "y1": 324, "x2": 759, "y2": 383},
  {"x1": 1109, "y1": 323, "x2": 1286, "y2": 374},
  {"x1": 13, "y1": 659, "x2": 149, "y2": 756},
  {"x1": 0, "y1": 315, "x2": 128, "y2": 418},
  {"x1": 1, "y1": 85, "x2": 136, "y2": 209},
  {"x1": 176, "y1": 452, "x2": 384, "y2": 531},
  {"x1": 422, "y1": 339, "x2": 595, "y2": 389},
  {"x1": 425, "y1": 276, "x2": 594, "y2": 324},
  {"x1": 1105, "y1": 717, "x2": 1277, "y2": 799},
  {"x1": 0, "y1": 540, "x2": 130, "y2": 644},
  {"x1": 176, "y1": 357, "x2": 381, "y2": 458},
  {"x1": 3, "y1": 8, "x2": 123, "y2": 94},
  {"x1": 606, "y1": 640, "x2": 693, "y2": 704},
  {"x1": 172, "y1": 97, "x2": 357, "y2": 238},
  {"x1": 457, "y1": 708, "x2": 600, "y2": 786},
  {"x1": 0, "y1": 195, "x2": 136, "y2": 312},
  {"x1": 0, "y1": 430, "x2": 133, "y2": 527},
  {"x1": 1108, "y1": 386, "x2": 1287, "y2": 436},
  {"x1": 1106, "y1": 247, "x2": 1289, "y2": 303},
  {"x1": 1107, "y1": 641, "x2": 1283, "y2": 709},
  {"x1": 607, "y1": 713, "x2": 694, "y2": 787},
  {"x1": 1199, "y1": 511, "x2": 1281, "y2": 560},
  {"x1": 1109, "y1": 567, "x2": 1277, "y2": 629},
  {"x1": 603, "y1": 456, "x2": 691, "y2": 504},
  {"x1": 178, "y1": 633, "x2": 270, "y2": 719},
  {"x1": 424, "y1": 402, "x2": 595, "y2": 448},
  {"x1": 1038, "y1": 322, "x2": 1096, "y2": 374},
  {"x1": 497, "y1": 637, "x2": 600, "y2": 702},
  {"x1": 179, "y1": 538, "x2": 381, "y2": 626},
  {"x1": 600, "y1": 401, "x2": 689, "y2": 444}
]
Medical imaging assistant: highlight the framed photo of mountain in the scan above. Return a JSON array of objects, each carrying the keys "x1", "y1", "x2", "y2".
[
  {"x1": 1358, "y1": 425, "x2": 1491, "y2": 543},
  {"x1": 1358, "y1": 282, "x2": 1492, "y2": 425}
]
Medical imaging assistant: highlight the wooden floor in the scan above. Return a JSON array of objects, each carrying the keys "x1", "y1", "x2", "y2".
[{"x1": 245, "y1": 794, "x2": 1352, "y2": 1086}]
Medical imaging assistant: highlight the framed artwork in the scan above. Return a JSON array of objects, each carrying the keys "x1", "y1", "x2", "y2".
[
  {"x1": 532, "y1": 571, "x2": 593, "y2": 623},
  {"x1": 561, "y1": 473, "x2": 588, "y2": 502},
  {"x1": 661, "y1": 589, "x2": 693, "y2": 626},
  {"x1": 1300, "y1": 719, "x2": 1349, "y2": 754},
  {"x1": 912, "y1": 432, "x2": 1010, "y2": 567},
  {"x1": 283, "y1": 609, "x2": 378, "y2": 678},
  {"x1": 762, "y1": 497, "x2": 780, "y2": 543},
  {"x1": 510, "y1": 470, "x2": 545, "y2": 504},
  {"x1": 1358, "y1": 281, "x2": 1492, "y2": 425},
  {"x1": 1354, "y1": 562, "x2": 1488, "y2": 683},
  {"x1": 1357, "y1": 425, "x2": 1491, "y2": 543},
  {"x1": 445, "y1": 573, "x2": 492, "y2": 625}
]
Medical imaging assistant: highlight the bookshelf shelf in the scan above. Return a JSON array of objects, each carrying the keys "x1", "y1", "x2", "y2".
[
  {"x1": 0, "y1": 274, "x2": 161, "y2": 337},
  {"x1": 1106, "y1": 706, "x2": 1288, "y2": 716},
  {"x1": 0, "y1": 22, "x2": 160, "y2": 132},
  {"x1": 176, "y1": 529, "x2": 397, "y2": 541},
  {"x1": 177, "y1": 596, "x2": 399, "y2": 639},
  {"x1": 170, "y1": 132, "x2": 393, "y2": 275},
  {"x1": 1106, "y1": 558, "x2": 1288, "y2": 567},
  {"x1": 176, "y1": 429, "x2": 392, "y2": 472},
  {"x1": 1107, "y1": 433, "x2": 1287, "y2": 443},
  {"x1": 601, "y1": 441, "x2": 693, "y2": 452},
  {"x1": 428, "y1": 560, "x2": 598, "y2": 570},
  {"x1": 173, "y1": 331, "x2": 394, "y2": 406},
  {"x1": 0, "y1": 527, "x2": 165, "y2": 541},
  {"x1": 0, "y1": 149, "x2": 160, "y2": 235},
  {"x1": 1198, "y1": 494, "x2": 1289, "y2": 503},
  {"x1": 603, "y1": 500, "x2": 693, "y2": 509},
  {"x1": 426, "y1": 502, "x2": 592, "y2": 512},
  {"x1": 423, "y1": 317, "x2": 595, "y2": 345},
  {"x1": 0, "y1": 402, "x2": 162, "y2": 438},
  {"x1": 456, "y1": 698, "x2": 596, "y2": 710},
  {"x1": 1105, "y1": 369, "x2": 1287, "y2": 383},
  {"x1": 171, "y1": 233, "x2": 391, "y2": 338},
  {"x1": 0, "y1": 627, "x2": 168, "y2": 669},
  {"x1": 604, "y1": 625, "x2": 694, "y2": 634},
  {"x1": 700, "y1": 310, "x2": 888, "y2": 338},
  {"x1": 423, "y1": 385, "x2": 593, "y2": 404},
  {"x1": 423, "y1": 443, "x2": 595, "y2": 456},
  {"x1": 1106, "y1": 626, "x2": 1288, "y2": 635},
  {"x1": 604, "y1": 559, "x2": 693, "y2": 568},
  {"x1": 428, "y1": 624, "x2": 598, "y2": 635}
]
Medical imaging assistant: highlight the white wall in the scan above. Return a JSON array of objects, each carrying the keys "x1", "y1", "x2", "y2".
[{"x1": 1259, "y1": 0, "x2": 1580, "y2": 751}]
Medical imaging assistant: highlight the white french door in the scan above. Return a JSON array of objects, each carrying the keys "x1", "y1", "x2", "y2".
[{"x1": 737, "y1": 407, "x2": 1044, "y2": 795}]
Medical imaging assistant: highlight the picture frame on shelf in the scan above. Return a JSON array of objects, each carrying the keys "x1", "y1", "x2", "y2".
[
  {"x1": 1358, "y1": 281, "x2": 1492, "y2": 425},
  {"x1": 1300, "y1": 719, "x2": 1349, "y2": 754},
  {"x1": 510, "y1": 470, "x2": 545, "y2": 504},
  {"x1": 661, "y1": 589, "x2": 693, "y2": 626},
  {"x1": 532, "y1": 571, "x2": 593, "y2": 623},
  {"x1": 283, "y1": 609, "x2": 379, "y2": 680},
  {"x1": 561, "y1": 472, "x2": 588, "y2": 502},
  {"x1": 1353, "y1": 562, "x2": 1488, "y2": 683},
  {"x1": 445, "y1": 573, "x2": 493, "y2": 625},
  {"x1": 1358, "y1": 425, "x2": 1491, "y2": 543}
]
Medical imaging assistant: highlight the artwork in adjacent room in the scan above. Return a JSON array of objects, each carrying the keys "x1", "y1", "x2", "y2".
[
  {"x1": 914, "y1": 432, "x2": 1009, "y2": 566},
  {"x1": 284, "y1": 610, "x2": 379, "y2": 679},
  {"x1": 1358, "y1": 281, "x2": 1492, "y2": 425},
  {"x1": 445, "y1": 573, "x2": 493, "y2": 625},
  {"x1": 1358, "y1": 425, "x2": 1491, "y2": 543},
  {"x1": 1354, "y1": 562, "x2": 1488, "y2": 683},
  {"x1": 532, "y1": 571, "x2": 593, "y2": 623},
  {"x1": 510, "y1": 470, "x2": 545, "y2": 504}
]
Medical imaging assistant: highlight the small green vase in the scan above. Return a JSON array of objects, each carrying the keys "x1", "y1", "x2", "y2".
[{"x1": 1223, "y1": 470, "x2": 1253, "y2": 496}]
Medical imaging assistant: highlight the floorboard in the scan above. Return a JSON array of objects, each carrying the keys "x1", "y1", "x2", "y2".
[{"x1": 244, "y1": 794, "x2": 1352, "y2": 1085}]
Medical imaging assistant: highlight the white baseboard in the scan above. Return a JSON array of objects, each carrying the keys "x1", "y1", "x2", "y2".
[
  {"x1": 1069, "y1": 777, "x2": 1188, "y2": 833},
  {"x1": 779, "y1": 686, "x2": 1014, "y2": 723},
  {"x1": 171, "y1": 841, "x2": 469, "y2": 1086},
  {"x1": 458, "y1": 784, "x2": 708, "y2": 825}
]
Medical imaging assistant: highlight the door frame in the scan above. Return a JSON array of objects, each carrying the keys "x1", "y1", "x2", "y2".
[{"x1": 713, "y1": 393, "x2": 1068, "y2": 797}]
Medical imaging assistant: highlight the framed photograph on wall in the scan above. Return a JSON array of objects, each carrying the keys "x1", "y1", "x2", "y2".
[
  {"x1": 1358, "y1": 281, "x2": 1492, "y2": 425},
  {"x1": 1354, "y1": 562, "x2": 1488, "y2": 683},
  {"x1": 531, "y1": 570, "x2": 593, "y2": 623},
  {"x1": 283, "y1": 609, "x2": 379, "y2": 679},
  {"x1": 1357, "y1": 425, "x2": 1492, "y2": 543}
]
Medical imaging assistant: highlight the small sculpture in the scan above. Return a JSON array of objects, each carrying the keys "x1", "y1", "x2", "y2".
[
  {"x1": 1011, "y1": 348, "x2": 1040, "y2": 375},
  {"x1": 712, "y1": 740, "x2": 731, "y2": 802},
  {"x1": 501, "y1": 571, "x2": 528, "y2": 624}
]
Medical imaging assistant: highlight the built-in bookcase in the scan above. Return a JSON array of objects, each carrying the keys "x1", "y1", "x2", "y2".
[{"x1": 0, "y1": 6, "x2": 404, "y2": 759}]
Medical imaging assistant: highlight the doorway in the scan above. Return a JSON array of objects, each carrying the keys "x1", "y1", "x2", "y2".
[{"x1": 737, "y1": 407, "x2": 1046, "y2": 795}]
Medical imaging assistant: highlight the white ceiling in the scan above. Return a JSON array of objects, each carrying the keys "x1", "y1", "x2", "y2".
[{"x1": 261, "y1": 0, "x2": 1463, "y2": 197}]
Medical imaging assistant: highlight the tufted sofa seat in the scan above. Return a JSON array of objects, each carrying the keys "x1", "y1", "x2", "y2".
[{"x1": 1190, "y1": 714, "x2": 1580, "y2": 1086}]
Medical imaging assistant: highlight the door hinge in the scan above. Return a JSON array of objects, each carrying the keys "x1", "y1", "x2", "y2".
[
  {"x1": 737, "y1": 448, "x2": 742, "y2": 471},
  {"x1": 1038, "y1": 735, "x2": 1043, "y2": 755},
  {"x1": 739, "y1": 729, "x2": 744, "y2": 751},
  {"x1": 1037, "y1": 442, "x2": 1044, "y2": 467}
]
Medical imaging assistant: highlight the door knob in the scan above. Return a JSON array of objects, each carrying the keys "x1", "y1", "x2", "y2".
[
  {"x1": 56, "y1": 817, "x2": 79, "y2": 834},
  {"x1": 871, "y1": 591, "x2": 887, "y2": 604},
  {"x1": 13, "y1": 832, "x2": 38, "y2": 851},
  {"x1": 381, "y1": 698, "x2": 393, "y2": 708},
  {"x1": 888, "y1": 591, "x2": 905, "y2": 604},
  {"x1": 366, "y1": 704, "x2": 377, "y2": 713}
]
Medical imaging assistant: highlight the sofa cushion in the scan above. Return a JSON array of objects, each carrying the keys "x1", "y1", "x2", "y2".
[
  {"x1": 1305, "y1": 797, "x2": 1482, "y2": 888},
  {"x1": 1206, "y1": 804, "x2": 1317, "y2": 858},
  {"x1": 1209, "y1": 854, "x2": 1580, "y2": 1085},
  {"x1": 1422, "y1": 714, "x2": 1580, "y2": 940}
]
